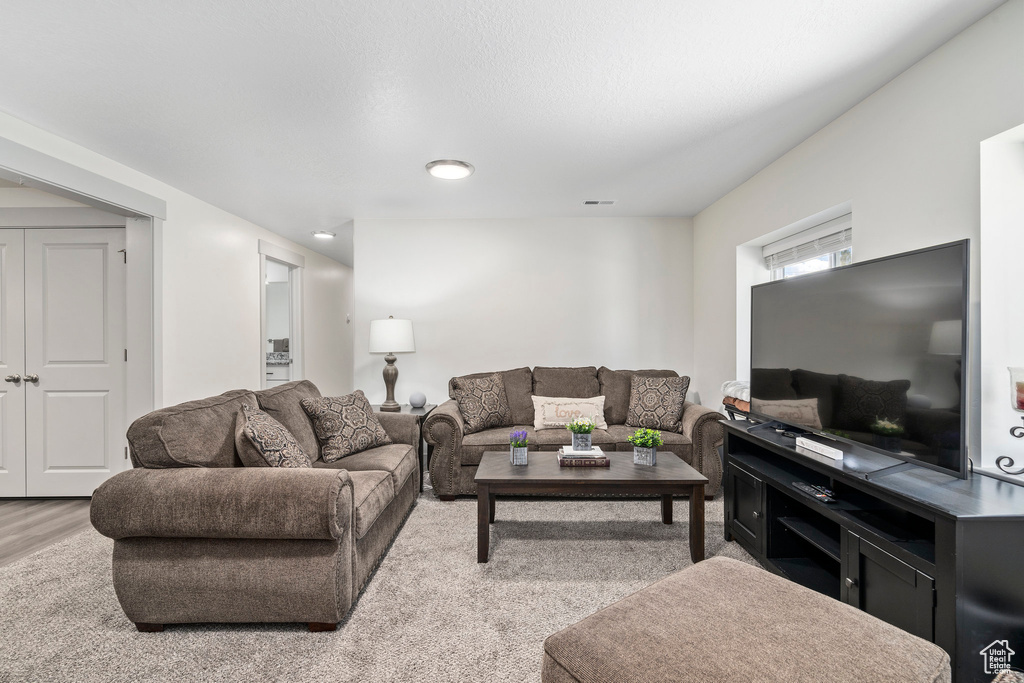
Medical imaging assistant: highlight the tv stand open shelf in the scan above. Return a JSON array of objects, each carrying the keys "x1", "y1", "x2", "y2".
[{"x1": 723, "y1": 421, "x2": 1024, "y2": 683}]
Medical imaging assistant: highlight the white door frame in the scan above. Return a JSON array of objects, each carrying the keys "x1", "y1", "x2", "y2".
[
  {"x1": 258, "y1": 240, "x2": 304, "y2": 389},
  {"x1": 0, "y1": 136, "x2": 165, "y2": 452}
]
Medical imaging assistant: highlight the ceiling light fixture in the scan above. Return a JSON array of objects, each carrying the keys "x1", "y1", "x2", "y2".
[
  {"x1": 426, "y1": 159, "x2": 474, "y2": 180},
  {"x1": 312, "y1": 231, "x2": 336, "y2": 239}
]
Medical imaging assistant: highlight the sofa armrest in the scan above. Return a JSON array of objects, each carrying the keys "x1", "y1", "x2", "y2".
[
  {"x1": 91, "y1": 467, "x2": 353, "y2": 541},
  {"x1": 422, "y1": 399, "x2": 465, "y2": 497},
  {"x1": 679, "y1": 401, "x2": 726, "y2": 496},
  {"x1": 375, "y1": 411, "x2": 421, "y2": 447}
]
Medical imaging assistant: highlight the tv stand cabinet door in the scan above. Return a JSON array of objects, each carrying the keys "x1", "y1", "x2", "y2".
[
  {"x1": 728, "y1": 464, "x2": 765, "y2": 556},
  {"x1": 843, "y1": 531, "x2": 935, "y2": 641}
]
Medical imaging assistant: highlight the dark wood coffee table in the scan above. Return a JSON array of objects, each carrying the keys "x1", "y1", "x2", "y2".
[{"x1": 474, "y1": 450, "x2": 708, "y2": 564}]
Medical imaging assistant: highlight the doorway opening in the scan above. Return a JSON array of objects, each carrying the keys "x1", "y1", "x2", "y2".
[{"x1": 259, "y1": 240, "x2": 304, "y2": 389}]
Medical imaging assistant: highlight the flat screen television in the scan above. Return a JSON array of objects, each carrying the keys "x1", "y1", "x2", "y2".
[{"x1": 750, "y1": 240, "x2": 969, "y2": 478}]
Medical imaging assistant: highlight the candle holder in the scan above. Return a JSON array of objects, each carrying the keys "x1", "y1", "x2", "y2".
[{"x1": 997, "y1": 367, "x2": 1024, "y2": 475}]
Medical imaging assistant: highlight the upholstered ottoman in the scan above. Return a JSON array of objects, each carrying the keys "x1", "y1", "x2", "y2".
[{"x1": 541, "y1": 556, "x2": 950, "y2": 683}]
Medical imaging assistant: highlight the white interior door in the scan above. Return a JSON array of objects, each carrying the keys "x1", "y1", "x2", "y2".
[
  {"x1": 24, "y1": 228, "x2": 126, "y2": 496},
  {"x1": 0, "y1": 229, "x2": 26, "y2": 497}
]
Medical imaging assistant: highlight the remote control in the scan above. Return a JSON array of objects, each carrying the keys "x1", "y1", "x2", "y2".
[{"x1": 793, "y1": 482, "x2": 836, "y2": 503}]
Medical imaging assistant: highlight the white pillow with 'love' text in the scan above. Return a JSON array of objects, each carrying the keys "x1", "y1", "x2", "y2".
[{"x1": 531, "y1": 396, "x2": 608, "y2": 430}]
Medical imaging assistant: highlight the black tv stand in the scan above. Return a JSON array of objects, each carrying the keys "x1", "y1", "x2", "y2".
[
  {"x1": 723, "y1": 421, "x2": 1024, "y2": 683},
  {"x1": 863, "y1": 461, "x2": 918, "y2": 480}
]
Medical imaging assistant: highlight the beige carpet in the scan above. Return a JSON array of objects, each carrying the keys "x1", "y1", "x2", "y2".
[{"x1": 0, "y1": 492, "x2": 754, "y2": 682}]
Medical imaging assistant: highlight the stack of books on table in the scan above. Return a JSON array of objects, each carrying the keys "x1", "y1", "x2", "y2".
[{"x1": 557, "y1": 446, "x2": 609, "y2": 467}]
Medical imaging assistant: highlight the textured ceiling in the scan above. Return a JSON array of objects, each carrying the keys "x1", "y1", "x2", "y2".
[{"x1": 0, "y1": 0, "x2": 1004, "y2": 265}]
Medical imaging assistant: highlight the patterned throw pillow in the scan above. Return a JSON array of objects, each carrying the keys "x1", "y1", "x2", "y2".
[
  {"x1": 626, "y1": 376, "x2": 690, "y2": 432},
  {"x1": 235, "y1": 403, "x2": 312, "y2": 468},
  {"x1": 300, "y1": 390, "x2": 393, "y2": 462},
  {"x1": 451, "y1": 373, "x2": 513, "y2": 434},
  {"x1": 833, "y1": 374, "x2": 911, "y2": 432}
]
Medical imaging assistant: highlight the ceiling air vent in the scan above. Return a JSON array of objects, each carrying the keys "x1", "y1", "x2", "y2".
[{"x1": 583, "y1": 200, "x2": 615, "y2": 205}]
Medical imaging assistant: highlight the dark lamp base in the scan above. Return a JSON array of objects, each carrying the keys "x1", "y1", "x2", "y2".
[{"x1": 379, "y1": 401, "x2": 401, "y2": 412}]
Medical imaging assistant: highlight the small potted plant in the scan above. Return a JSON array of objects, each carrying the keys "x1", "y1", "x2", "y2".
[
  {"x1": 566, "y1": 416, "x2": 596, "y2": 451},
  {"x1": 870, "y1": 418, "x2": 904, "y2": 453},
  {"x1": 509, "y1": 429, "x2": 529, "y2": 465},
  {"x1": 628, "y1": 427, "x2": 663, "y2": 466}
]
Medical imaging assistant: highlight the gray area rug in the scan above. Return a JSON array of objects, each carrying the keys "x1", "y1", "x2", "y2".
[{"x1": 0, "y1": 493, "x2": 754, "y2": 682}]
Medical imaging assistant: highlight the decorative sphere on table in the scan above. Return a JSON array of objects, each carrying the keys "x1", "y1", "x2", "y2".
[{"x1": 409, "y1": 392, "x2": 426, "y2": 408}]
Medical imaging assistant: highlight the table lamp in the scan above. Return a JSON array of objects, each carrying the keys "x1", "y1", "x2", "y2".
[{"x1": 369, "y1": 316, "x2": 415, "y2": 412}]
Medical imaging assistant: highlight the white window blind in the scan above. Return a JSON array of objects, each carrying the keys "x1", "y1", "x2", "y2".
[{"x1": 762, "y1": 213, "x2": 852, "y2": 270}]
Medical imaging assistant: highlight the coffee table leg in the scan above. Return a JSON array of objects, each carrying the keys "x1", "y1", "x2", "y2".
[
  {"x1": 689, "y1": 484, "x2": 705, "y2": 563},
  {"x1": 489, "y1": 493, "x2": 495, "y2": 524},
  {"x1": 477, "y1": 484, "x2": 490, "y2": 563},
  {"x1": 661, "y1": 494, "x2": 673, "y2": 524}
]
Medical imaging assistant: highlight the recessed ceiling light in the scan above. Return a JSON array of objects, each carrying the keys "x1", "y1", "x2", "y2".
[
  {"x1": 426, "y1": 159, "x2": 474, "y2": 180},
  {"x1": 312, "y1": 231, "x2": 336, "y2": 239}
]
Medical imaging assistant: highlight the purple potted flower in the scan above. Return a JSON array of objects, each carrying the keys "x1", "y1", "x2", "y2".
[{"x1": 509, "y1": 429, "x2": 529, "y2": 465}]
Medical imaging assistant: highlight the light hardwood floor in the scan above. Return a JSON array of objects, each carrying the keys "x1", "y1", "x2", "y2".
[{"x1": 0, "y1": 498, "x2": 92, "y2": 567}]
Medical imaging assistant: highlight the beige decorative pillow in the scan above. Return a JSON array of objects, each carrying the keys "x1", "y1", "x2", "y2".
[
  {"x1": 234, "y1": 404, "x2": 311, "y2": 468},
  {"x1": 531, "y1": 396, "x2": 608, "y2": 430},
  {"x1": 626, "y1": 376, "x2": 689, "y2": 431},
  {"x1": 451, "y1": 373, "x2": 513, "y2": 434},
  {"x1": 300, "y1": 390, "x2": 393, "y2": 462},
  {"x1": 751, "y1": 397, "x2": 823, "y2": 430}
]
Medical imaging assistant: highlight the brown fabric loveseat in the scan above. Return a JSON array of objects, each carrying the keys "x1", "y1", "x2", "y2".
[
  {"x1": 90, "y1": 380, "x2": 420, "y2": 632},
  {"x1": 423, "y1": 366, "x2": 726, "y2": 499}
]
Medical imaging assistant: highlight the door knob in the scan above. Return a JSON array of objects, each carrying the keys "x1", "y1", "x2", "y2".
[
  {"x1": 4, "y1": 374, "x2": 20, "y2": 383},
  {"x1": 23, "y1": 373, "x2": 39, "y2": 383},
  {"x1": 752, "y1": 511, "x2": 761, "y2": 519},
  {"x1": 845, "y1": 577, "x2": 858, "y2": 588}
]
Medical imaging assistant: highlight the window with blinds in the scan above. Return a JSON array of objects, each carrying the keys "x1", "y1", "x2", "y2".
[{"x1": 763, "y1": 214, "x2": 853, "y2": 280}]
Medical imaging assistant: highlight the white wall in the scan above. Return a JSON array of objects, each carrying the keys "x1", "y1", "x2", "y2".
[
  {"x1": 692, "y1": 0, "x2": 1024, "y2": 461},
  {"x1": 0, "y1": 112, "x2": 355, "y2": 406},
  {"x1": 353, "y1": 217, "x2": 693, "y2": 405}
]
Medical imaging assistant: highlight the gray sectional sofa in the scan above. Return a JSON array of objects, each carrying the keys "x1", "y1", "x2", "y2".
[
  {"x1": 90, "y1": 380, "x2": 419, "y2": 632},
  {"x1": 423, "y1": 366, "x2": 726, "y2": 499}
]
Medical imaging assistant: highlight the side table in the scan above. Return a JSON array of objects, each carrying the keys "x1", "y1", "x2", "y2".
[{"x1": 371, "y1": 403, "x2": 436, "y2": 492}]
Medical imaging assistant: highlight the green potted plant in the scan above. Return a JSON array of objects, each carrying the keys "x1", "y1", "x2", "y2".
[
  {"x1": 870, "y1": 417, "x2": 904, "y2": 453},
  {"x1": 566, "y1": 416, "x2": 596, "y2": 452},
  {"x1": 509, "y1": 429, "x2": 529, "y2": 466},
  {"x1": 628, "y1": 427, "x2": 663, "y2": 466}
]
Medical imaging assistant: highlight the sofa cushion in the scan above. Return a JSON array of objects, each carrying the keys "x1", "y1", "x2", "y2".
[
  {"x1": 301, "y1": 390, "x2": 393, "y2": 462},
  {"x1": 834, "y1": 374, "x2": 911, "y2": 432},
  {"x1": 313, "y1": 443, "x2": 417, "y2": 492},
  {"x1": 792, "y1": 369, "x2": 840, "y2": 428},
  {"x1": 542, "y1": 556, "x2": 950, "y2": 683},
  {"x1": 254, "y1": 380, "x2": 322, "y2": 460},
  {"x1": 451, "y1": 373, "x2": 513, "y2": 434},
  {"x1": 449, "y1": 367, "x2": 534, "y2": 425},
  {"x1": 533, "y1": 366, "x2": 600, "y2": 398},
  {"x1": 532, "y1": 396, "x2": 608, "y2": 430},
  {"x1": 626, "y1": 376, "x2": 689, "y2": 432},
  {"x1": 598, "y1": 367, "x2": 679, "y2": 425},
  {"x1": 128, "y1": 389, "x2": 258, "y2": 468},
  {"x1": 345, "y1": 470, "x2": 395, "y2": 539},
  {"x1": 604, "y1": 424, "x2": 691, "y2": 448},
  {"x1": 460, "y1": 427, "x2": 617, "y2": 465},
  {"x1": 750, "y1": 367, "x2": 798, "y2": 400},
  {"x1": 234, "y1": 404, "x2": 312, "y2": 468}
]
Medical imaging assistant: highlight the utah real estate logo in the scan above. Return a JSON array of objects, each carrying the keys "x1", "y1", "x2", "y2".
[{"x1": 980, "y1": 640, "x2": 1016, "y2": 675}]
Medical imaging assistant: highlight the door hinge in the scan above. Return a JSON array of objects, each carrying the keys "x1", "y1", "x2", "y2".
[
  {"x1": 118, "y1": 248, "x2": 126, "y2": 263},
  {"x1": 124, "y1": 349, "x2": 128, "y2": 361}
]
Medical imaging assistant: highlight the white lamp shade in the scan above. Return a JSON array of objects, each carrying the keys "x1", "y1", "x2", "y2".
[
  {"x1": 927, "y1": 320, "x2": 962, "y2": 355},
  {"x1": 369, "y1": 318, "x2": 415, "y2": 354}
]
